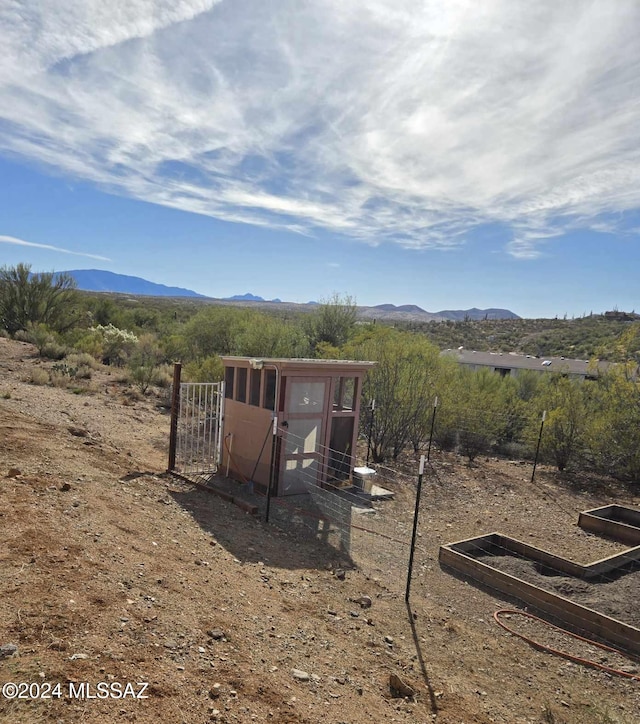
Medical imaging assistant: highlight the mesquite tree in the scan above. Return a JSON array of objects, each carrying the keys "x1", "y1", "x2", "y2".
[{"x1": 0, "y1": 263, "x2": 78, "y2": 334}]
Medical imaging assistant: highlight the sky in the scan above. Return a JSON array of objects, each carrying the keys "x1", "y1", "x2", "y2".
[{"x1": 1, "y1": 0, "x2": 639, "y2": 319}]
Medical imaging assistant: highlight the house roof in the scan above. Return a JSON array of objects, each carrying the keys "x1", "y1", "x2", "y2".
[{"x1": 441, "y1": 349, "x2": 611, "y2": 376}]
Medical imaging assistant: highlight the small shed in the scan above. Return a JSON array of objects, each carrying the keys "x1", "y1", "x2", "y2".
[{"x1": 221, "y1": 357, "x2": 375, "y2": 496}]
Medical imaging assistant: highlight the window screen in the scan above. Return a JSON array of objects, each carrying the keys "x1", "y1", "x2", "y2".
[{"x1": 236, "y1": 367, "x2": 247, "y2": 403}]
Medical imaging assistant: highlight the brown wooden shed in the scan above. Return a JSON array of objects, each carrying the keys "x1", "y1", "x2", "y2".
[{"x1": 221, "y1": 357, "x2": 375, "y2": 496}]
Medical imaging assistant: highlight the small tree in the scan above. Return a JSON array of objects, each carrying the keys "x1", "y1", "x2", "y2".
[
  {"x1": 180, "y1": 306, "x2": 248, "y2": 359},
  {"x1": 0, "y1": 263, "x2": 78, "y2": 334},
  {"x1": 183, "y1": 355, "x2": 224, "y2": 383},
  {"x1": 583, "y1": 365, "x2": 640, "y2": 482},
  {"x1": 307, "y1": 293, "x2": 357, "y2": 350},
  {"x1": 234, "y1": 313, "x2": 310, "y2": 358},
  {"x1": 344, "y1": 327, "x2": 440, "y2": 461},
  {"x1": 128, "y1": 334, "x2": 164, "y2": 393},
  {"x1": 534, "y1": 374, "x2": 586, "y2": 472},
  {"x1": 453, "y1": 368, "x2": 507, "y2": 463}
]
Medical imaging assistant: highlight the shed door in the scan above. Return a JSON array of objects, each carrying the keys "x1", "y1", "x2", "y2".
[{"x1": 280, "y1": 377, "x2": 328, "y2": 495}]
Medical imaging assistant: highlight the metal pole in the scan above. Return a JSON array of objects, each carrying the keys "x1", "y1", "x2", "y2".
[
  {"x1": 426, "y1": 396, "x2": 438, "y2": 462},
  {"x1": 405, "y1": 454, "x2": 425, "y2": 604},
  {"x1": 366, "y1": 399, "x2": 375, "y2": 466},
  {"x1": 265, "y1": 415, "x2": 278, "y2": 523},
  {"x1": 531, "y1": 410, "x2": 546, "y2": 483},
  {"x1": 167, "y1": 362, "x2": 182, "y2": 472}
]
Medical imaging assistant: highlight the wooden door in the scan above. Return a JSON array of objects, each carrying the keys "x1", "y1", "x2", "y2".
[{"x1": 280, "y1": 377, "x2": 328, "y2": 495}]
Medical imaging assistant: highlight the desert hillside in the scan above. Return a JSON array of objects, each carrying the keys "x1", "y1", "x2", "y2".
[{"x1": 1, "y1": 336, "x2": 639, "y2": 724}]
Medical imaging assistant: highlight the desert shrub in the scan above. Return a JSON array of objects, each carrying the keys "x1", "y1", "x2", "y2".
[
  {"x1": 344, "y1": 327, "x2": 441, "y2": 461},
  {"x1": 70, "y1": 387, "x2": 91, "y2": 395},
  {"x1": 13, "y1": 329, "x2": 30, "y2": 343},
  {"x1": 74, "y1": 331, "x2": 104, "y2": 361},
  {"x1": 183, "y1": 356, "x2": 223, "y2": 383},
  {"x1": 122, "y1": 387, "x2": 144, "y2": 404},
  {"x1": 583, "y1": 365, "x2": 640, "y2": 482},
  {"x1": 113, "y1": 369, "x2": 132, "y2": 384},
  {"x1": 75, "y1": 366, "x2": 92, "y2": 380},
  {"x1": 179, "y1": 307, "x2": 247, "y2": 359},
  {"x1": 0, "y1": 328, "x2": 9, "y2": 338},
  {"x1": 49, "y1": 371, "x2": 70, "y2": 388},
  {"x1": 234, "y1": 314, "x2": 311, "y2": 358},
  {"x1": 51, "y1": 361, "x2": 92, "y2": 382},
  {"x1": 76, "y1": 324, "x2": 137, "y2": 366},
  {"x1": 152, "y1": 364, "x2": 173, "y2": 388},
  {"x1": 26, "y1": 323, "x2": 54, "y2": 355},
  {"x1": 40, "y1": 341, "x2": 67, "y2": 360},
  {"x1": 128, "y1": 334, "x2": 164, "y2": 393},
  {"x1": 305, "y1": 293, "x2": 357, "y2": 350},
  {"x1": 0, "y1": 263, "x2": 78, "y2": 334},
  {"x1": 25, "y1": 368, "x2": 49, "y2": 385},
  {"x1": 65, "y1": 352, "x2": 101, "y2": 370},
  {"x1": 533, "y1": 374, "x2": 586, "y2": 472}
]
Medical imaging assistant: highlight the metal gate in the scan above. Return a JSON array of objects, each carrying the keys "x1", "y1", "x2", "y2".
[{"x1": 172, "y1": 381, "x2": 224, "y2": 478}]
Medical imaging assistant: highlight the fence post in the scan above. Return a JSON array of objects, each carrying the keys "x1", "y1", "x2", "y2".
[
  {"x1": 366, "y1": 399, "x2": 375, "y2": 466},
  {"x1": 426, "y1": 396, "x2": 439, "y2": 462},
  {"x1": 531, "y1": 410, "x2": 546, "y2": 483},
  {"x1": 265, "y1": 415, "x2": 278, "y2": 523},
  {"x1": 405, "y1": 454, "x2": 426, "y2": 604},
  {"x1": 167, "y1": 362, "x2": 182, "y2": 472}
]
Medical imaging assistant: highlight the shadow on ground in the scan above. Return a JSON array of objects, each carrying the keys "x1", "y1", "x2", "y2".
[
  {"x1": 406, "y1": 601, "x2": 439, "y2": 714},
  {"x1": 168, "y1": 476, "x2": 355, "y2": 572}
]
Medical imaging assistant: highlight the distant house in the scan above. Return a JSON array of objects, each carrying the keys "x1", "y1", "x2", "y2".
[
  {"x1": 441, "y1": 349, "x2": 611, "y2": 380},
  {"x1": 603, "y1": 310, "x2": 639, "y2": 322}
]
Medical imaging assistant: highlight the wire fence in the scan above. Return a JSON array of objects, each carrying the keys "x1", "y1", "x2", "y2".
[
  {"x1": 212, "y1": 416, "x2": 415, "y2": 593},
  {"x1": 265, "y1": 401, "x2": 640, "y2": 633},
  {"x1": 171, "y1": 386, "x2": 640, "y2": 650}
]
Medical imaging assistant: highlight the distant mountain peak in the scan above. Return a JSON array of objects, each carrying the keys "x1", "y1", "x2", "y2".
[
  {"x1": 373, "y1": 303, "x2": 427, "y2": 314},
  {"x1": 222, "y1": 293, "x2": 282, "y2": 303},
  {"x1": 223, "y1": 293, "x2": 265, "y2": 302},
  {"x1": 57, "y1": 269, "x2": 205, "y2": 297},
  {"x1": 435, "y1": 308, "x2": 520, "y2": 321}
]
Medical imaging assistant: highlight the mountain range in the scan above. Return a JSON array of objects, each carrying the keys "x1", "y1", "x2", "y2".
[
  {"x1": 59, "y1": 269, "x2": 206, "y2": 298},
  {"x1": 58, "y1": 269, "x2": 519, "y2": 320}
]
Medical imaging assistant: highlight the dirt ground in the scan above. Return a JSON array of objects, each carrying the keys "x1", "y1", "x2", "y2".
[
  {"x1": 1, "y1": 336, "x2": 639, "y2": 724},
  {"x1": 486, "y1": 556, "x2": 640, "y2": 629}
]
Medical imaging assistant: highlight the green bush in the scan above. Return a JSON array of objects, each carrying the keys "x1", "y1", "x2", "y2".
[
  {"x1": 13, "y1": 329, "x2": 31, "y2": 343},
  {"x1": 48, "y1": 362, "x2": 93, "y2": 387},
  {"x1": 25, "y1": 368, "x2": 49, "y2": 385},
  {"x1": 76, "y1": 324, "x2": 137, "y2": 366},
  {"x1": 65, "y1": 352, "x2": 101, "y2": 370},
  {"x1": 128, "y1": 333, "x2": 164, "y2": 393},
  {"x1": 183, "y1": 356, "x2": 223, "y2": 383},
  {"x1": 0, "y1": 263, "x2": 78, "y2": 334},
  {"x1": 40, "y1": 341, "x2": 67, "y2": 360},
  {"x1": 152, "y1": 364, "x2": 173, "y2": 388}
]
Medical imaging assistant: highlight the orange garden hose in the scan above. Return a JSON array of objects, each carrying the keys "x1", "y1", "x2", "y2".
[{"x1": 494, "y1": 609, "x2": 640, "y2": 681}]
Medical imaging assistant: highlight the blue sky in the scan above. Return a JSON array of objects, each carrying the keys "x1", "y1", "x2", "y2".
[{"x1": 1, "y1": 1, "x2": 639, "y2": 319}]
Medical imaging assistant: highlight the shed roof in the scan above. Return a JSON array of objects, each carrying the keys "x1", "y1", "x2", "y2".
[{"x1": 221, "y1": 356, "x2": 376, "y2": 371}]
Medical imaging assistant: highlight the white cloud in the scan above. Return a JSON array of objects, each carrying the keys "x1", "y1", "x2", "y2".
[
  {"x1": 1, "y1": 1, "x2": 640, "y2": 257},
  {"x1": 0, "y1": 235, "x2": 111, "y2": 261}
]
